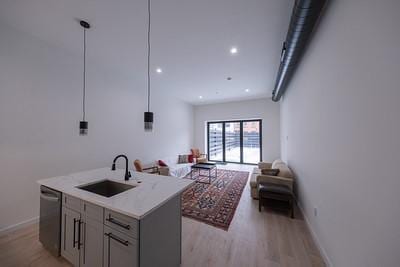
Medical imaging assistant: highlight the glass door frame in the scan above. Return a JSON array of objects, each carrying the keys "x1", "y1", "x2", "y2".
[{"x1": 207, "y1": 119, "x2": 262, "y2": 165}]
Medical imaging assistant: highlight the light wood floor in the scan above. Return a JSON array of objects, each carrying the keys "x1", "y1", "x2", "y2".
[{"x1": 0, "y1": 164, "x2": 325, "y2": 267}]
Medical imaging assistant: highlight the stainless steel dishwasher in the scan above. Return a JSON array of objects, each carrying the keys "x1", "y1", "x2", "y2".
[{"x1": 39, "y1": 185, "x2": 62, "y2": 256}]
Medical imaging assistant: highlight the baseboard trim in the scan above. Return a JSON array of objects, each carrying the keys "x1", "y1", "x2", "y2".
[
  {"x1": 297, "y1": 202, "x2": 333, "y2": 267},
  {"x1": 0, "y1": 216, "x2": 39, "y2": 236}
]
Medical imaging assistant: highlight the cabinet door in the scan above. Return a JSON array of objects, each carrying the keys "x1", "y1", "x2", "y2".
[
  {"x1": 61, "y1": 207, "x2": 80, "y2": 266},
  {"x1": 80, "y1": 217, "x2": 104, "y2": 267},
  {"x1": 103, "y1": 226, "x2": 138, "y2": 267}
]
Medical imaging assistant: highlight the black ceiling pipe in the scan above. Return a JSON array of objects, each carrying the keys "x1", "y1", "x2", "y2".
[{"x1": 272, "y1": 0, "x2": 328, "y2": 102}]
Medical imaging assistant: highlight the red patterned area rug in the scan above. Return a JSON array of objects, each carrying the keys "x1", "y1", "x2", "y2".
[{"x1": 181, "y1": 169, "x2": 249, "y2": 231}]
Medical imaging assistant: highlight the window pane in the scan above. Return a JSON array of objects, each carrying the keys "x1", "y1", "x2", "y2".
[
  {"x1": 208, "y1": 123, "x2": 223, "y2": 161},
  {"x1": 225, "y1": 122, "x2": 241, "y2": 162},
  {"x1": 243, "y1": 121, "x2": 261, "y2": 164}
]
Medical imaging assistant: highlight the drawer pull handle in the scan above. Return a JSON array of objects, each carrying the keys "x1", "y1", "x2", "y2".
[
  {"x1": 78, "y1": 220, "x2": 83, "y2": 250},
  {"x1": 105, "y1": 233, "x2": 129, "y2": 246},
  {"x1": 106, "y1": 216, "x2": 130, "y2": 230},
  {"x1": 73, "y1": 218, "x2": 77, "y2": 248}
]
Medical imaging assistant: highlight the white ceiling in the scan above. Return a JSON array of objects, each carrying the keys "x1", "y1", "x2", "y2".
[{"x1": 0, "y1": 0, "x2": 292, "y2": 105}]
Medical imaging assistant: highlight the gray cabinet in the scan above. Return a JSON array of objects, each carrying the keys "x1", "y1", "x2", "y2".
[
  {"x1": 62, "y1": 195, "x2": 104, "y2": 267},
  {"x1": 80, "y1": 201, "x2": 104, "y2": 267},
  {"x1": 60, "y1": 193, "x2": 181, "y2": 267},
  {"x1": 103, "y1": 226, "x2": 138, "y2": 267},
  {"x1": 61, "y1": 207, "x2": 80, "y2": 266},
  {"x1": 80, "y1": 217, "x2": 104, "y2": 267}
]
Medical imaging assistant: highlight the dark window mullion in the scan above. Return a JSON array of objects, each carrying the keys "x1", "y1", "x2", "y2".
[
  {"x1": 207, "y1": 123, "x2": 210, "y2": 161},
  {"x1": 222, "y1": 122, "x2": 226, "y2": 162},
  {"x1": 240, "y1": 121, "x2": 243, "y2": 164}
]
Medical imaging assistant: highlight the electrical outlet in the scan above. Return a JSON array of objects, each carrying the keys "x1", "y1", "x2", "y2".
[{"x1": 314, "y1": 207, "x2": 318, "y2": 217}]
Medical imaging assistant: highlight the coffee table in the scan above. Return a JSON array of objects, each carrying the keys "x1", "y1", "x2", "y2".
[{"x1": 190, "y1": 163, "x2": 217, "y2": 184}]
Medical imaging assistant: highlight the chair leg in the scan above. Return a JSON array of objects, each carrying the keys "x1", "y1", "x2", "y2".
[{"x1": 259, "y1": 198, "x2": 261, "y2": 212}]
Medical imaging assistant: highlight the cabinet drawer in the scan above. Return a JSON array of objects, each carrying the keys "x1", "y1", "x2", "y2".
[
  {"x1": 81, "y1": 201, "x2": 103, "y2": 222},
  {"x1": 104, "y1": 209, "x2": 138, "y2": 239},
  {"x1": 63, "y1": 194, "x2": 81, "y2": 212}
]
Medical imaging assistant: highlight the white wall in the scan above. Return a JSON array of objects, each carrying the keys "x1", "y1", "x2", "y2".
[
  {"x1": 194, "y1": 98, "x2": 280, "y2": 162},
  {"x1": 280, "y1": 0, "x2": 400, "y2": 266},
  {"x1": 0, "y1": 21, "x2": 193, "y2": 231}
]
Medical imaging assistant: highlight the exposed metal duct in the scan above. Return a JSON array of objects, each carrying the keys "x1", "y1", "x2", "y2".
[{"x1": 272, "y1": 0, "x2": 328, "y2": 102}]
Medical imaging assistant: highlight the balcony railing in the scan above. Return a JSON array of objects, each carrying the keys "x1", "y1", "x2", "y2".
[{"x1": 208, "y1": 131, "x2": 260, "y2": 158}]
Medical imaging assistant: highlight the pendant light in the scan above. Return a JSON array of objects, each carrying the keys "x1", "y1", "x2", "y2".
[
  {"x1": 79, "y1": 20, "x2": 90, "y2": 136},
  {"x1": 144, "y1": 0, "x2": 154, "y2": 132}
]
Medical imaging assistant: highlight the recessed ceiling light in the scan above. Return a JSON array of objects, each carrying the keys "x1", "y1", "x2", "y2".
[
  {"x1": 230, "y1": 47, "x2": 238, "y2": 54},
  {"x1": 199, "y1": 96, "x2": 203, "y2": 99},
  {"x1": 245, "y1": 89, "x2": 250, "y2": 92},
  {"x1": 156, "y1": 68, "x2": 162, "y2": 73}
]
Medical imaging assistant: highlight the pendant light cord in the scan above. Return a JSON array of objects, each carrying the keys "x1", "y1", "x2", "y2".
[
  {"x1": 147, "y1": 0, "x2": 151, "y2": 112},
  {"x1": 83, "y1": 27, "x2": 87, "y2": 121}
]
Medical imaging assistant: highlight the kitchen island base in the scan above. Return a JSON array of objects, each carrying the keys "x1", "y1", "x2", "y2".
[{"x1": 61, "y1": 193, "x2": 182, "y2": 267}]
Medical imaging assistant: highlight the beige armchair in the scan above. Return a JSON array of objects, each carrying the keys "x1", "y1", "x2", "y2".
[
  {"x1": 250, "y1": 159, "x2": 294, "y2": 199},
  {"x1": 191, "y1": 148, "x2": 207, "y2": 163}
]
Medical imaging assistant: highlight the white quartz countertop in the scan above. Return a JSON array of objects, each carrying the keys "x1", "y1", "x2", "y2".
[{"x1": 37, "y1": 168, "x2": 194, "y2": 219}]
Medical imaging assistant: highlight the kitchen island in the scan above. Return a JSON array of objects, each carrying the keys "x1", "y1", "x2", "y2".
[{"x1": 38, "y1": 168, "x2": 194, "y2": 267}]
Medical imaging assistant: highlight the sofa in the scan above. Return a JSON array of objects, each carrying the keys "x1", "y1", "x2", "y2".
[
  {"x1": 249, "y1": 159, "x2": 294, "y2": 199},
  {"x1": 158, "y1": 156, "x2": 194, "y2": 178}
]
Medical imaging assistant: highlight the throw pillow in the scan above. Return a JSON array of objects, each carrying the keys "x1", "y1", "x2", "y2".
[
  {"x1": 178, "y1": 155, "x2": 189, "y2": 164},
  {"x1": 188, "y1": 154, "x2": 194, "y2": 163},
  {"x1": 158, "y1": 160, "x2": 168, "y2": 167},
  {"x1": 261, "y1": 168, "x2": 280, "y2": 176}
]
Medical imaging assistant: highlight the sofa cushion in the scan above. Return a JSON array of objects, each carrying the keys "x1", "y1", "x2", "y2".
[
  {"x1": 277, "y1": 165, "x2": 293, "y2": 178},
  {"x1": 169, "y1": 163, "x2": 192, "y2": 178},
  {"x1": 271, "y1": 159, "x2": 284, "y2": 168},
  {"x1": 261, "y1": 168, "x2": 280, "y2": 176},
  {"x1": 258, "y1": 162, "x2": 272, "y2": 169},
  {"x1": 271, "y1": 159, "x2": 294, "y2": 179}
]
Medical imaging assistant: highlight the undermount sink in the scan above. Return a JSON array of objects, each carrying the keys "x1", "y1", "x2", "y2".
[{"x1": 77, "y1": 180, "x2": 135, "y2": 197}]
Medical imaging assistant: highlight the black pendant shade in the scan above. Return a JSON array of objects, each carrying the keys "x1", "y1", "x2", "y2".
[
  {"x1": 144, "y1": 111, "x2": 153, "y2": 131},
  {"x1": 79, "y1": 121, "x2": 88, "y2": 136}
]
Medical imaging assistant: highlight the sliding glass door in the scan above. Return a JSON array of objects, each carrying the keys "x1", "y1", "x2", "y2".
[
  {"x1": 225, "y1": 122, "x2": 241, "y2": 163},
  {"x1": 243, "y1": 121, "x2": 261, "y2": 164},
  {"x1": 207, "y1": 120, "x2": 262, "y2": 164},
  {"x1": 208, "y1": 122, "x2": 223, "y2": 161}
]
